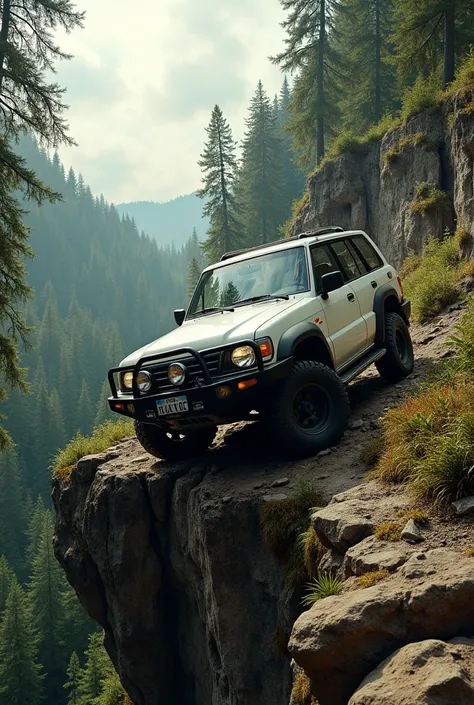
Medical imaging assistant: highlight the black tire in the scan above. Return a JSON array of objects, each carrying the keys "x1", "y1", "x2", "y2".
[
  {"x1": 134, "y1": 421, "x2": 217, "y2": 461},
  {"x1": 375, "y1": 312, "x2": 414, "y2": 383},
  {"x1": 264, "y1": 361, "x2": 350, "y2": 457}
]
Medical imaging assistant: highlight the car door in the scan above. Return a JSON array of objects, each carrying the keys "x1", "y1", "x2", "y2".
[{"x1": 310, "y1": 244, "x2": 368, "y2": 370}]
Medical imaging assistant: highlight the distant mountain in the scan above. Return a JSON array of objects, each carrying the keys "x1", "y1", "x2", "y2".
[{"x1": 116, "y1": 193, "x2": 209, "y2": 248}]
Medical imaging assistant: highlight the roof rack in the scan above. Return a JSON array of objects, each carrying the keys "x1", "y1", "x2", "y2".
[
  {"x1": 219, "y1": 226, "x2": 345, "y2": 262},
  {"x1": 297, "y1": 226, "x2": 344, "y2": 239}
]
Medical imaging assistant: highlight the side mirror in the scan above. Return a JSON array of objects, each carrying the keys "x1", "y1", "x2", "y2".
[
  {"x1": 321, "y1": 271, "x2": 344, "y2": 300},
  {"x1": 174, "y1": 309, "x2": 186, "y2": 326}
]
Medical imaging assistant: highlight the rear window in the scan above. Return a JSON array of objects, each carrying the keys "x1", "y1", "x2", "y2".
[
  {"x1": 330, "y1": 240, "x2": 364, "y2": 282},
  {"x1": 351, "y1": 235, "x2": 383, "y2": 271}
]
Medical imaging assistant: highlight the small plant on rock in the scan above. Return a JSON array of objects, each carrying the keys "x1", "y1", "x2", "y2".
[
  {"x1": 291, "y1": 672, "x2": 318, "y2": 705},
  {"x1": 455, "y1": 226, "x2": 472, "y2": 251},
  {"x1": 410, "y1": 183, "x2": 450, "y2": 217},
  {"x1": 302, "y1": 572, "x2": 343, "y2": 607},
  {"x1": 355, "y1": 570, "x2": 389, "y2": 589},
  {"x1": 396, "y1": 509, "x2": 430, "y2": 526},
  {"x1": 375, "y1": 521, "x2": 402, "y2": 542},
  {"x1": 298, "y1": 526, "x2": 325, "y2": 578}
]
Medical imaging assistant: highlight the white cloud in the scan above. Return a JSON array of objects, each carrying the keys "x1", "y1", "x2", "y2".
[{"x1": 55, "y1": 0, "x2": 286, "y2": 204}]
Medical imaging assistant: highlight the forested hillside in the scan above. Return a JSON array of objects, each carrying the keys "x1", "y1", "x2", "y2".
[{"x1": 116, "y1": 194, "x2": 210, "y2": 249}]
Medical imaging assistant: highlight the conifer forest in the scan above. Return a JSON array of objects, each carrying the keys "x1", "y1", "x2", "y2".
[{"x1": 0, "y1": 0, "x2": 474, "y2": 703}]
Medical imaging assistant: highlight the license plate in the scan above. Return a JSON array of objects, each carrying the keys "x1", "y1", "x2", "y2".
[{"x1": 156, "y1": 395, "x2": 188, "y2": 416}]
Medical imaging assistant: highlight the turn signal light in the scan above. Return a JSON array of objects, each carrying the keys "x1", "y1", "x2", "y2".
[
  {"x1": 259, "y1": 339, "x2": 273, "y2": 359},
  {"x1": 238, "y1": 379, "x2": 257, "y2": 390},
  {"x1": 113, "y1": 403, "x2": 125, "y2": 410},
  {"x1": 397, "y1": 275, "x2": 405, "y2": 298}
]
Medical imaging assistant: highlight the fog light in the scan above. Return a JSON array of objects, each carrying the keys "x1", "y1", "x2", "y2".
[
  {"x1": 114, "y1": 403, "x2": 125, "y2": 410},
  {"x1": 217, "y1": 386, "x2": 232, "y2": 399},
  {"x1": 238, "y1": 379, "x2": 257, "y2": 390},
  {"x1": 127, "y1": 403, "x2": 135, "y2": 414}
]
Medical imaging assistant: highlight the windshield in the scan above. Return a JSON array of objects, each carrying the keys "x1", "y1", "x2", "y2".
[{"x1": 188, "y1": 246, "x2": 309, "y2": 317}]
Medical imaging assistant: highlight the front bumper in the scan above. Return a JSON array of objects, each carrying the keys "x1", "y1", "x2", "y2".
[{"x1": 108, "y1": 341, "x2": 293, "y2": 429}]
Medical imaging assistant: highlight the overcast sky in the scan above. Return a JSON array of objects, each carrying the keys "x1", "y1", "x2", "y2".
[{"x1": 55, "y1": 0, "x2": 286, "y2": 205}]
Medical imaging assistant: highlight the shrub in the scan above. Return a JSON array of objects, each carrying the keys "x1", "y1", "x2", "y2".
[
  {"x1": 410, "y1": 182, "x2": 450, "y2": 216},
  {"x1": 53, "y1": 419, "x2": 135, "y2": 480},
  {"x1": 403, "y1": 237, "x2": 460, "y2": 322},
  {"x1": 260, "y1": 478, "x2": 323, "y2": 587},
  {"x1": 355, "y1": 570, "x2": 389, "y2": 589},
  {"x1": 362, "y1": 114, "x2": 401, "y2": 144},
  {"x1": 328, "y1": 130, "x2": 363, "y2": 159},
  {"x1": 284, "y1": 189, "x2": 310, "y2": 238},
  {"x1": 455, "y1": 226, "x2": 472, "y2": 251},
  {"x1": 374, "y1": 522, "x2": 402, "y2": 542},
  {"x1": 302, "y1": 573, "x2": 343, "y2": 607},
  {"x1": 396, "y1": 508, "x2": 430, "y2": 525},
  {"x1": 445, "y1": 50, "x2": 474, "y2": 100},
  {"x1": 447, "y1": 300, "x2": 474, "y2": 374},
  {"x1": 360, "y1": 435, "x2": 385, "y2": 470},
  {"x1": 400, "y1": 74, "x2": 442, "y2": 122},
  {"x1": 460, "y1": 260, "x2": 474, "y2": 279}
]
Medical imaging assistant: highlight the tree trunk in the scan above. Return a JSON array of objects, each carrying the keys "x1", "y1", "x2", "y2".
[
  {"x1": 0, "y1": 0, "x2": 11, "y2": 93},
  {"x1": 443, "y1": 2, "x2": 455, "y2": 89},
  {"x1": 217, "y1": 123, "x2": 230, "y2": 253},
  {"x1": 375, "y1": 0, "x2": 381, "y2": 122},
  {"x1": 316, "y1": 0, "x2": 326, "y2": 164}
]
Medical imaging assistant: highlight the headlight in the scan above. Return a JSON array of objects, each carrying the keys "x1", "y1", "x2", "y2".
[
  {"x1": 231, "y1": 345, "x2": 256, "y2": 368},
  {"x1": 168, "y1": 362, "x2": 186, "y2": 385},
  {"x1": 118, "y1": 370, "x2": 152, "y2": 393}
]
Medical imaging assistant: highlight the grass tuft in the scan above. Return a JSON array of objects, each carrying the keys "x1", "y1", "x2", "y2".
[
  {"x1": 360, "y1": 435, "x2": 385, "y2": 470},
  {"x1": 410, "y1": 182, "x2": 450, "y2": 217},
  {"x1": 402, "y1": 236, "x2": 460, "y2": 322},
  {"x1": 301, "y1": 573, "x2": 343, "y2": 607},
  {"x1": 260, "y1": 477, "x2": 323, "y2": 587},
  {"x1": 53, "y1": 419, "x2": 135, "y2": 481},
  {"x1": 374, "y1": 522, "x2": 402, "y2": 542},
  {"x1": 292, "y1": 672, "x2": 318, "y2": 705},
  {"x1": 445, "y1": 50, "x2": 474, "y2": 101},
  {"x1": 355, "y1": 570, "x2": 389, "y2": 589},
  {"x1": 298, "y1": 526, "x2": 325, "y2": 578},
  {"x1": 396, "y1": 509, "x2": 430, "y2": 526},
  {"x1": 400, "y1": 73, "x2": 442, "y2": 122}
]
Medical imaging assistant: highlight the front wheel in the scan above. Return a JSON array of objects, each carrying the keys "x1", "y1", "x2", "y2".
[
  {"x1": 134, "y1": 421, "x2": 217, "y2": 461},
  {"x1": 375, "y1": 312, "x2": 414, "y2": 383},
  {"x1": 263, "y1": 361, "x2": 350, "y2": 458}
]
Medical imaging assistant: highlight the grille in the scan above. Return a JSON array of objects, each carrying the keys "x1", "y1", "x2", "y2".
[{"x1": 146, "y1": 350, "x2": 222, "y2": 393}]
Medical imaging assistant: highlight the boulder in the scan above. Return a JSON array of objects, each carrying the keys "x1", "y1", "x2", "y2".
[
  {"x1": 311, "y1": 501, "x2": 374, "y2": 553},
  {"x1": 289, "y1": 549, "x2": 474, "y2": 705},
  {"x1": 349, "y1": 639, "x2": 474, "y2": 704},
  {"x1": 401, "y1": 519, "x2": 423, "y2": 543},
  {"x1": 344, "y1": 535, "x2": 416, "y2": 578},
  {"x1": 452, "y1": 497, "x2": 474, "y2": 516}
]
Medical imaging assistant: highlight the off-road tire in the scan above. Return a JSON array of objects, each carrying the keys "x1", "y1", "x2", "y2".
[
  {"x1": 134, "y1": 421, "x2": 217, "y2": 461},
  {"x1": 264, "y1": 360, "x2": 350, "y2": 458},
  {"x1": 375, "y1": 312, "x2": 414, "y2": 383}
]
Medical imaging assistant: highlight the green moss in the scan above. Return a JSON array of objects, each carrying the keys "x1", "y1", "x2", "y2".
[{"x1": 53, "y1": 419, "x2": 134, "y2": 480}]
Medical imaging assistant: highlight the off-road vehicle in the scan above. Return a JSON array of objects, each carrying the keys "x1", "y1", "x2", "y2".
[{"x1": 107, "y1": 226, "x2": 413, "y2": 460}]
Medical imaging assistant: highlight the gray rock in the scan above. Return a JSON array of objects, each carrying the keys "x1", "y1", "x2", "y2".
[
  {"x1": 318, "y1": 449, "x2": 331, "y2": 457},
  {"x1": 311, "y1": 501, "x2": 374, "y2": 553},
  {"x1": 452, "y1": 496, "x2": 474, "y2": 516},
  {"x1": 349, "y1": 419, "x2": 364, "y2": 430},
  {"x1": 263, "y1": 493, "x2": 288, "y2": 502},
  {"x1": 270, "y1": 477, "x2": 289, "y2": 488},
  {"x1": 222, "y1": 496, "x2": 232, "y2": 503},
  {"x1": 289, "y1": 549, "x2": 474, "y2": 705},
  {"x1": 401, "y1": 519, "x2": 423, "y2": 543},
  {"x1": 344, "y1": 535, "x2": 415, "y2": 578},
  {"x1": 318, "y1": 549, "x2": 344, "y2": 577}
]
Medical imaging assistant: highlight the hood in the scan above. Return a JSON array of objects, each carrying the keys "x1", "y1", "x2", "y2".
[{"x1": 120, "y1": 297, "x2": 302, "y2": 366}]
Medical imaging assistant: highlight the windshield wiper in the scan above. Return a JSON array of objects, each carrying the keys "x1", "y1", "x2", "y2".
[
  {"x1": 234, "y1": 294, "x2": 290, "y2": 307},
  {"x1": 193, "y1": 306, "x2": 235, "y2": 318}
]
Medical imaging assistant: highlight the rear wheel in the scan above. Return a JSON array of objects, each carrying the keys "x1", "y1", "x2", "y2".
[
  {"x1": 375, "y1": 312, "x2": 414, "y2": 383},
  {"x1": 134, "y1": 421, "x2": 217, "y2": 461},
  {"x1": 264, "y1": 360, "x2": 350, "y2": 457}
]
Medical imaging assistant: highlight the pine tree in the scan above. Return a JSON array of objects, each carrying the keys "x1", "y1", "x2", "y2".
[
  {"x1": 0, "y1": 0, "x2": 84, "y2": 445},
  {"x1": 95, "y1": 379, "x2": 112, "y2": 428},
  {"x1": 272, "y1": 0, "x2": 342, "y2": 164},
  {"x1": 335, "y1": 0, "x2": 396, "y2": 131},
  {"x1": 62, "y1": 588, "x2": 97, "y2": 660},
  {"x1": 278, "y1": 77, "x2": 306, "y2": 217},
  {"x1": 29, "y1": 511, "x2": 67, "y2": 703},
  {"x1": 76, "y1": 379, "x2": 93, "y2": 436},
  {"x1": 79, "y1": 632, "x2": 108, "y2": 702},
  {"x1": 64, "y1": 652, "x2": 82, "y2": 705},
  {"x1": 26, "y1": 496, "x2": 48, "y2": 566},
  {"x1": 392, "y1": 0, "x2": 474, "y2": 89},
  {"x1": 47, "y1": 388, "x2": 67, "y2": 455},
  {"x1": 0, "y1": 449, "x2": 26, "y2": 574},
  {"x1": 187, "y1": 257, "x2": 202, "y2": 299},
  {"x1": 238, "y1": 81, "x2": 284, "y2": 245},
  {"x1": 198, "y1": 105, "x2": 243, "y2": 263},
  {"x1": 0, "y1": 580, "x2": 44, "y2": 705},
  {"x1": 0, "y1": 556, "x2": 14, "y2": 615}
]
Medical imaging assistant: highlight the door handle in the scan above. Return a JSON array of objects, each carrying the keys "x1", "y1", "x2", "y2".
[
  {"x1": 371, "y1": 280, "x2": 377, "y2": 288},
  {"x1": 347, "y1": 293, "x2": 355, "y2": 302}
]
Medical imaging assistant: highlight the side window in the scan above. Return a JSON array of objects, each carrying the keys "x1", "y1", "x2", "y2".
[
  {"x1": 351, "y1": 235, "x2": 383, "y2": 271},
  {"x1": 330, "y1": 240, "x2": 364, "y2": 281},
  {"x1": 310, "y1": 245, "x2": 340, "y2": 295}
]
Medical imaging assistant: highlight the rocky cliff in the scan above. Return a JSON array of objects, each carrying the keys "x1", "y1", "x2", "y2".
[
  {"x1": 294, "y1": 93, "x2": 474, "y2": 266},
  {"x1": 52, "y1": 307, "x2": 474, "y2": 705}
]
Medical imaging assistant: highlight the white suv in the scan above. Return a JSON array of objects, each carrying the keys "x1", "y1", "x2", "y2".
[{"x1": 107, "y1": 227, "x2": 414, "y2": 460}]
